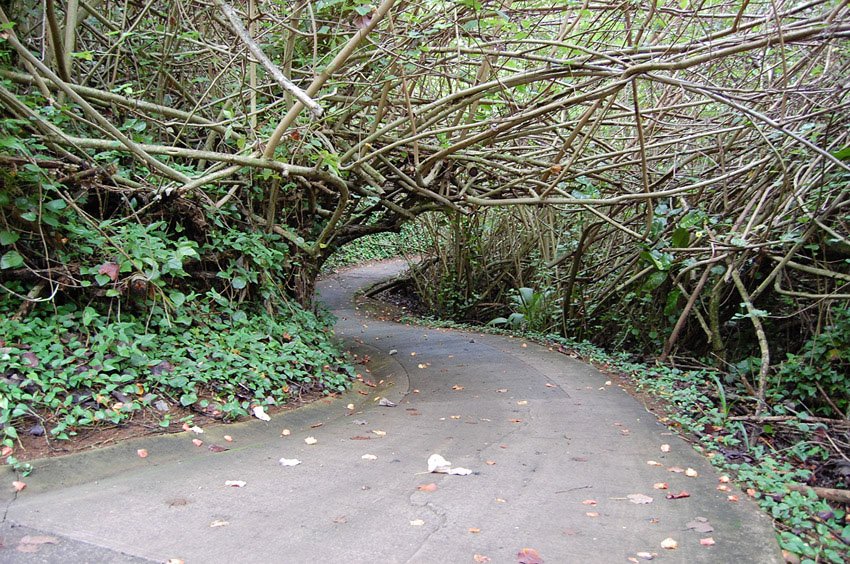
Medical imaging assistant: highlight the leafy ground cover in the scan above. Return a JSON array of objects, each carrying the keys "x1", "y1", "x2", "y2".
[
  {"x1": 370, "y1": 282, "x2": 850, "y2": 564},
  {"x1": 0, "y1": 293, "x2": 353, "y2": 473}
]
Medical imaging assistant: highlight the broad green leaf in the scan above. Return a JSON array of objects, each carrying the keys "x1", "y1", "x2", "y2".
[
  {"x1": 0, "y1": 230, "x2": 19, "y2": 245},
  {"x1": 0, "y1": 250, "x2": 24, "y2": 269}
]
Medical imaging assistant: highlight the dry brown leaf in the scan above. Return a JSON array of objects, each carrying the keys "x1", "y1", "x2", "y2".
[
  {"x1": 224, "y1": 435, "x2": 233, "y2": 442},
  {"x1": 509, "y1": 418, "x2": 523, "y2": 423},
  {"x1": 660, "y1": 538, "x2": 678, "y2": 550},
  {"x1": 585, "y1": 511, "x2": 599, "y2": 517},
  {"x1": 496, "y1": 388, "x2": 508, "y2": 393},
  {"x1": 12, "y1": 481, "x2": 26, "y2": 492},
  {"x1": 717, "y1": 484, "x2": 731, "y2": 492},
  {"x1": 450, "y1": 415, "x2": 461, "y2": 420},
  {"x1": 417, "y1": 483, "x2": 438, "y2": 492},
  {"x1": 208, "y1": 444, "x2": 229, "y2": 453},
  {"x1": 699, "y1": 537, "x2": 716, "y2": 546},
  {"x1": 746, "y1": 488, "x2": 757, "y2": 497},
  {"x1": 474, "y1": 555, "x2": 492, "y2": 563},
  {"x1": 517, "y1": 400, "x2": 528, "y2": 406},
  {"x1": 1, "y1": 445, "x2": 12, "y2": 456},
  {"x1": 304, "y1": 436, "x2": 318, "y2": 445},
  {"x1": 495, "y1": 498, "x2": 507, "y2": 503},
  {"x1": 137, "y1": 449, "x2": 149, "y2": 458},
  {"x1": 410, "y1": 519, "x2": 425, "y2": 526},
  {"x1": 451, "y1": 385, "x2": 464, "y2": 390},
  {"x1": 685, "y1": 468, "x2": 699, "y2": 477},
  {"x1": 210, "y1": 520, "x2": 229, "y2": 528},
  {"x1": 281, "y1": 429, "x2": 291, "y2": 436},
  {"x1": 727, "y1": 495, "x2": 739, "y2": 502},
  {"x1": 581, "y1": 499, "x2": 598, "y2": 506},
  {"x1": 468, "y1": 527, "x2": 481, "y2": 533},
  {"x1": 372, "y1": 429, "x2": 386, "y2": 436},
  {"x1": 516, "y1": 547, "x2": 544, "y2": 564},
  {"x1": 224, "y1": 480, "x2": 246, "y2": 487},
  {"x1": 653, "y1": 482, "x2": 668, "y2": 490},
  {"x1": 485, "y1": 460, "x2": 496, "y2": 465},
  {"x1": 718, "y1": 475, "x2": 731, "y2": 483},
  {"x1": 660, "y1": 444, "x2": 671, "y2": 452},
  {"x1": 192, "y1": 438, "x2": 203, "y2": 447},
  {"x1": 665, "y1": 491, "x2": 690, "y2": 499},
  {"x1": 668, "y1": 466, "x2": 685, "y2": 473},
  {"x1": 545, "y1": 383, "x2": 556, "y2": 388},
  {"x1": 647, "y1": 460, "x2": 663, "y2": 466}
]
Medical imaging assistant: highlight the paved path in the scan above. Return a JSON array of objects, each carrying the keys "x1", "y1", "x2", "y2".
[{"x1": 1, "y1": 260, "x2": 781, "y2": 563}]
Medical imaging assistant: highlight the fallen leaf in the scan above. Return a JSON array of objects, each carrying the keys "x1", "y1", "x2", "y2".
[
  {"x1": 192, "y1": 438, "x2": 204, "y2": 447},
  {"x1": 279, "y1": 458, "x2": 302, "y2": 467},
  {"x1": 716, "y1": 484, "x2": 731, "y2": 492},
  {"x1": 417, "y1": 483, "x2": 438, "y2": 492},
  {"x1": 137, "y1": 449, "x2": 148, "y2": 458},
  {"x1": 372, "y1": 429, "x2": 386, "y2": 436},
  {"x1": 653, "y1": 482, "x2": 668, "y2": 490},
  {"x1": 620, "y1": 429, "x2": 631, "y2": 435},
  {"x1": 361, "y1": 454, "x2": 377, "y2": 460},
  {"x1": 627, "y1": 493, "x2": 653, "y2": 504},
  {"x1": 685, "y1": 517, "x2": 714, "y2": 533},
  {"x1": 668, "y1": 466, "x2": 685, "y2": 473},
  {"x1": 310, "y1": 422, "x2": 323, "y2": 428},
  {"x1": 410, "y1": 519, "x2": 425, "y2": 526},
  {"x1": 304, "y1": 436, "x2": 318, "y2": 445},
  {"x1": 333, "y1": 515, "x2": 347, "y2": 524},
  {"x1": 210, "y1": 520, "x2": 229, "y2": 528},
  {"x1": 418, "y1": 363, "x2": 428, "y2": 369},
  {"x1": 223, "y1": 435, "x2": 233, "y2": 442},
  {"x1": 582, "y1": 499, "x2": 598, "y2": 506},
  {"x1": 252, "y1": 405, "x2": 271, "y2": 421},
  {"x1": 474, "y1": 555, "x2": 492, "y2": 563},
  {"x1": 19, "y1": 536, "x2": 57, "y2": 545},
  {"x1": 718, "y1": 475, "x2": 731, "y2": 483},
  {"x1": 12, "y1": 481, "x2": 26, "y2": 492},
  {"x1": 509, "y1": 418, "x2": 523, "y2": 423},
  {"x1": 468, "y1": 527, "x2": 481, "y2": 533},
  {"x1": 188, "y1": 425, "x2": 204, "y2": 434},
  {"x1": 746, "y1": 488, "x2": 757, "y2": 497},
  {"x1": 699, "y1": 537, "x2": 716, "y2": 546},
  {"x1": 224, "y1": 480, "x2": 246, "y2": 487},
  {"x1": 281, "y1": 429, "x2": 291, "y2": 436},
  {"x1": 166, "y1": 559, "x2": 185, "y2": 564},
  {"x1": 1, "y1": 445, "x2": 12, "y2": 456},
  {"x1": 378, "y1": 397, "x2": 396, "y2": 407},
  {"x1": 98, "y1": 261, "x2": 120, "y2": 282},
  {"x1": 448, "y1": 467, "x2": 473, "y2": 475},
  {"x1": 635, "y1": 552, "x2": 655, "y2": 560},
  {"x1": 665, "y1": 491, "x2": 690, "y2": 499},
  {"x1": 585, "y1": 511, "x2": 599, "y2": 517},
  {"x1": 660, "y1": 538, "x2": 678, "y2": 550},
  {"x1": 208, "y1": 444, "x2": 229, "y2": 453},
  {"x1": 727, "y1": 495, "x2": 739, "y2": 502},
  {"x1": 516, "y1": 547, "x2": 544, "y2": 564},
  {"x1": 451, "y1": 385, "x2": 464, "y2": 390},
  {"x1": 660, "y1": 444, "x2": 671, "y2": 452},
  {"x1": 495, "y1": 497, "x2": 506, "y2": 503},
  {"x1": 685, "y1": 468, "x2": 699, "y2": 477},
  {"x1": 517, "y1": 400, "x2": 528, "y2": 406},
  {"x1": 496, "y1": 388, "x2": 508, "y2": 393},
  {"x1": 347, "y1": 403, "x2": 355, "y2": 410},
  {"x1": 350, "y1": 435, "x2": 371, "y2": 440},
  {"x1": 647, "y1": 460, "x2": 663, "y2": 466},
  {"x1": 485, "y1": 460, "x2": 496, "y2": 465}
]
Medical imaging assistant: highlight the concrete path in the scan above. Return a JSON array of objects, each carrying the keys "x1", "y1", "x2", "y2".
[{"x1": 1, "y1": 260, "x2": 781, "y2": 563}]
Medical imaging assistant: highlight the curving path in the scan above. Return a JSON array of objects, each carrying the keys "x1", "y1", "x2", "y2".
[{"x1": 1, "y1": 260, "x2": 781, "y2": 563}]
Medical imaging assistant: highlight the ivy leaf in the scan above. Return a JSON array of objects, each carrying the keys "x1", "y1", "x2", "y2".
[
  {"x1": 0, "y1": 230, "x2": 19, "y2": 245},
  {"x1": 0, "y1": 250, "x2": 24, "y2": 269}
]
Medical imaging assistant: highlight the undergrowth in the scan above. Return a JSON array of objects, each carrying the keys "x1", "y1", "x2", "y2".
[
  {"x1": 398, "y1": 314, "x2": 850, "y2": 563},
  {"x1": 0, "y1": 292, "x2": 353, "y2": 474}
]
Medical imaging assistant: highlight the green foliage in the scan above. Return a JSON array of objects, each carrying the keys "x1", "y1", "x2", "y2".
[
  {"x1": 0, "y1": 291, "x2": 352, "y2": 450},
  {"x1": 323, "y1": 222, "x2": 431, "y2": 271},
  {"x1": 773, "y1": 306, "x2": 850, "y2": 417},
  {"x1": 489, "y1": 286, "x2": 556, "y2": 332}
]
